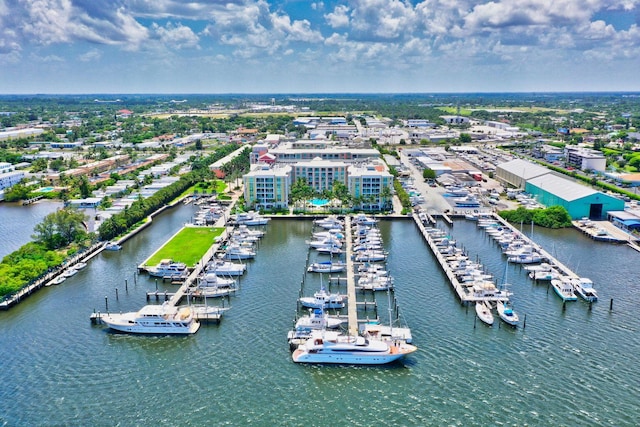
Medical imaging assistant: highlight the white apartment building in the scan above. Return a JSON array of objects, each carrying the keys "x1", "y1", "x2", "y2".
[
  {"x1": 347, "y1": 163, "x2": 393, "y2": 210},
  {"x1": 293, "y1": 157, "x2": 348, "y2": 193},
  {"x1": 0, "y1": 170, "x2": 25, "y2": 190},
  {"x1": 243, "y1": 164, "x2": 292, "y2": 209}
]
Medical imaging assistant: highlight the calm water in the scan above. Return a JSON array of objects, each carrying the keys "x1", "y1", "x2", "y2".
[
  {"x1": 0, "y1": 200, "x2": 62, "y2": 259},
  {"x1": 1, "y1": 205, "x2": 639, "y2": 426}
]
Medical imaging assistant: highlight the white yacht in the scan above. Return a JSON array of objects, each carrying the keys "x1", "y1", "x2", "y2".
[
  {"x1": 313, "y1": 215, "x2": 344, "y2": 230},
  {"x1": 287, "y1": 308, "x2": 345, "y2": 342},
  {"x1": 232, "y1": 211, "x2": 269, "y2": 226},
  {"x1": 207, "y1": 260, "x2": 246, "y2": 276},
  {"x1": 307, "y1": 261, "x2": 347, "y2": 273},
  {"x1": 146, "y1": 259, "x2": 188, "y2": 278},
  {"x1": 353, "y1": 213, "x2": 378, "y2": 226},
  {"x1": 551, "y1": 277, "x2": 578, "y2": 302},
  {"x1": 571, "y1": 277, "x2": 598, "y2": 302},
  {"x1": 223, "y1": 244, "x2": 256, "y2": 260},
  {"x1": 104, "y1": 242, "x2": 122, "y2": 251},
  {"x1": 198, "y1": 272, "x2": 236, "y2": 288},
  {"x1": 299, "y1": 287, "x2": 345, "y2": 309},
  {"x1": 100, "y1": 303, "x2": 200, "y2": 335},
  {"x1": 475, "y1": 301, "x2": 494, "y2": 326},
  {"x1": 292, "y1": 330, "x2": 417, "y2": 365}
]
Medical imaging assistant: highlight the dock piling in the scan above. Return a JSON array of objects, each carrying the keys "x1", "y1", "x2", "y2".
[
  {"x1": 104, "y1": 296, "x2": 108, "y2": 312},
  {"x1": 609, "y1": 298, "x2": 613, "y2": 311},
  {"x1": 115, "y1": 288, "x2": 119, "y2": 300},
  {"x1": 125, "y1": 279, "x2": 128, "y2": 293}
]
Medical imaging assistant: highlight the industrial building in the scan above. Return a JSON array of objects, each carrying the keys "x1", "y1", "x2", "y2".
[
  {"x1": 495, "y1": 159, "x2": 552, "y2": 189},
  {"x1": 525, "y1": 174, "x2": 625, "y2": 219}
]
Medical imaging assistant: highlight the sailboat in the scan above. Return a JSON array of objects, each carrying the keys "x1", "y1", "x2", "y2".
[{"x1": 497, "y1": 263, "x2": 519, "y2": 327}]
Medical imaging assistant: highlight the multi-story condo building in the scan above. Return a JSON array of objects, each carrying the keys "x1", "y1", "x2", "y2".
[
  {"x1": 347, "y1": 163, "x2": 393, "y2": 210},
  {"x1": 268, "y1": 140, "x2": 379, "y2": 164},
  {"x1": 293, "y1": 158, "x2": 348, "y2": 193},
  {"x1": 243, "y1": 164, "x2": 292, "y2": 209}
]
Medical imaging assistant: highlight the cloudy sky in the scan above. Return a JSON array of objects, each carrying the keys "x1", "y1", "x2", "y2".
[{"x1": 1, "y1": 0, "x2": 639, "y2": 94}]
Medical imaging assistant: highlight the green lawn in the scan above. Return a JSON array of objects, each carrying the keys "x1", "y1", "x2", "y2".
[
  {"x1": 178, "y1": 180, "x2": 228, "y2": 199},
  {"x1": 146, "y1": 227, "x2": 225, "y2": 267}
]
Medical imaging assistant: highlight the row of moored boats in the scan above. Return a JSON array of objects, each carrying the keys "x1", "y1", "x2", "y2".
[
  {"x1": 289, "y1": 215, "x2": 418, "y2": 365},
  {"x1": 477, "y1": 216, "x2": 598, "y2": 304}
]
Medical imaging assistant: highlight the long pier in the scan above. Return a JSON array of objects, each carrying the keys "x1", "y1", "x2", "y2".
[
  {"x1": 344, "y1": 217, "x2": 359, "y2": 336},
  {"x1": 412, "y1": 212, "x2": 508, "y2": 304}
]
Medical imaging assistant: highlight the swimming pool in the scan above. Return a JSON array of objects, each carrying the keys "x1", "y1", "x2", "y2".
[
  {"x1": 36, "y1": 187, "x2": 54, "y2": 192},
  {"x1": 310, "y1": 198, "x2": 330, "y2": 207}
]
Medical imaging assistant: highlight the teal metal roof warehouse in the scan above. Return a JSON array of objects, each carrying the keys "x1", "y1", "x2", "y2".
[{"x1": 525, "y1": 174, "x2": 625, "y2": 219}]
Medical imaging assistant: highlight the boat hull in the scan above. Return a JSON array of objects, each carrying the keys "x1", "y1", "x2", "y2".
[{"x1": 292, "y1": 346, "x2": 416, "y2": 365}]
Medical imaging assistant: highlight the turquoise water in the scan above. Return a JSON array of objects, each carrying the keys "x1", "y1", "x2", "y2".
[
  {"x1": 1, "y1": 205, "x2": 639, "y2": 425},
  {"x1": 310, "y1": 198, "x2": 330, "y2": 206},
  {"x1": 36, "y1": 186, "x2": 54, "y2": 192}
]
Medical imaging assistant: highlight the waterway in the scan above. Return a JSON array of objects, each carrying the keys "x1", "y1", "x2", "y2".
[
  {"x1": 0, "y1": 200, "x2": 62, "y2": 259},
  {"x1": 1, "y1": 203, "x2": 639, "y2": 426}
]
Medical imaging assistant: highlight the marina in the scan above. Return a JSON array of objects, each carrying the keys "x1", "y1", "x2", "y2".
[{"x1": 2, "y1": 201, "x2": 640, "y2": 425}]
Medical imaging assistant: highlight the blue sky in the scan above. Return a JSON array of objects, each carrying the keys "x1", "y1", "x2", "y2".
[{"x1": 1, "y1": 0, "x2": 639, "y2": 94}]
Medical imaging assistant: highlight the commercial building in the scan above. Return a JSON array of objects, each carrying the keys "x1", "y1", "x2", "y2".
[
  {"x1": 525, "y1": 174, "x2": 624, "y2": 219},
  {"x1": 495, "y1": 159, "x2": 552, "y2": 189},
  {"x1": 565, "y1": 146, "x2": 606, "y2": 172}
]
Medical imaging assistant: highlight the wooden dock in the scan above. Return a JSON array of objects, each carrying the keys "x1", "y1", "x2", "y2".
[
  {"x1": 344, "y1": 216, "x2": 359, "y2": 336},
  {"x1": 412, "y1": 213, "x2": 507, "y2": 304}
]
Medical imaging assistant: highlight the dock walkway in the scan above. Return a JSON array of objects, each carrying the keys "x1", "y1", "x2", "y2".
[
  {"x1": 344, "y1": 217, "x2": 358, "y2": 336},
  {"x1": 412, "y1": 213, "x2": 508, "y2": 304}
]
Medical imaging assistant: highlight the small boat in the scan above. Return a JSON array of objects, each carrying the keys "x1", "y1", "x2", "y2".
[
  {"x1": 232, "y1": 211, "x2": 270, "y2": 226},
  {"x1": 223, "y1": 244, "x2": 256, "y2": 260},
  {"x1": 475, "y1": 301, "x2": 494, "y2": 326},
  {"x1": 571, "y1": 277, "x2": 598, "y2": 302},
  {"x1": 496, "y1": 300, "x2": 519, "y2": 326},
  {"x1": 316, "y1": 246, "x2": 343, "y2": 255},
  {"x1": 198, "y1": 272, "x2": 237, "y2": 288},
  {"x1": 104, "y1": 242, "x2": 122, "y2": 251},
  {"x1": 353, "y1": 213, "x2": 378, "y2": 225},
  {"x1": 550, "y1": 277, "x2": 578, "y2": 302},
  {"x1": 99, "y1": 303, "x2": 200, "y2": 335},
  {"x1": 207, "y1": 260, "x2": 246, "y2": 276},
  {"x1": 353, "y1": 250, "x2": 386, "y2": 262},
  {"x1": 62, "y1": 268, "x2": 78, "y2": 278},
  {"x1": 146, "y1": 259, "x2": 188, "y2": 278},
  {"x1": 299, "y1": 287, "x2": 345, "y2": 309},
  {"x1": 313, "y1": 215, "x2": 344, "y2": 230},
  {"x1": 73, "y1": 262, "x2": 87, "y2": 270},
  {"x1": 287, "y1": 308, "x2": 345, "y2": 342},
  {"x1": 292, "y1": 330, "x2": 417, "y2": 365},
  {"x1": 357, "y1": 273, "x2": 394, "y2": 291},
  {"x1": 50, "y1": 275, "x2": 66, "y2": 285},
  {"x1": 307, "y1": 261, "x2": 347, "y2": 273},
  {"x1": 528, "y1": 269, "x2": 559, "y2": 281}
]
